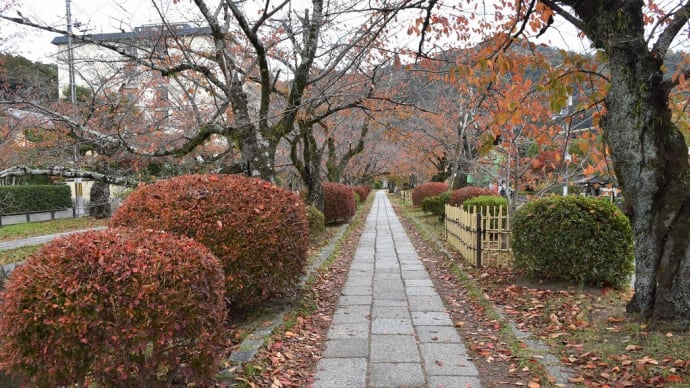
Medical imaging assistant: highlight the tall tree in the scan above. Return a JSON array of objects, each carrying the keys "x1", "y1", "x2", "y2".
[
  {"x1": 1, "y1": 0, "x2": 426, "y2": 185},
  {"x1": 522, "y1": 0, "x2": 690, "y2": 327},
  {"x1": 418, "y1": 0, "x2": 690, "y2": 326}
]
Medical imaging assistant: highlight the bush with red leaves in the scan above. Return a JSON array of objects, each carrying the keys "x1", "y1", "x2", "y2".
[
  {"x1": 450, "y1": 186, "x2": 499, "y2": 207},
  {"x1": 322, "y1": 182, "x2": 356, "y2": 224},
  {"x1": 411, "y1": 182, "x2": 449, "y2": 206},
  {"x1": 352, "y1": 186, "x2": 371, "y2": 203},
  {"x1": 110, "y1": 174, "x2": 309, "y2": 309},
  {"x1": 0, "y1": 227, "x2": 226, "y2": 387}
]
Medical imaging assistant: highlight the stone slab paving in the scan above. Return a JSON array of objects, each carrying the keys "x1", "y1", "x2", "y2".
[
  {"x1": 0, "y1": 226, "x2": 107, "y2": 251},
  {"x1": 312, "y1": 191, "x2": 482, "y2": 388}
]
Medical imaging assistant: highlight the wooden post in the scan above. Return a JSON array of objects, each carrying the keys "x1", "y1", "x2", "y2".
[{"x1": 476, "y1": 211, "x2": 482, "y2": 268}]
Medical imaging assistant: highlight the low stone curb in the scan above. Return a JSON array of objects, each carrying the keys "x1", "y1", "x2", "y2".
[{"x1": 218, "y1": 223, "x2": 349, "y2": 381}]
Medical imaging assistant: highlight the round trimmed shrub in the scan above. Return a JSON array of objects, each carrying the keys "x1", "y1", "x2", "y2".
[
  {"x1": 512, "y1": 196, "x2": 634, "y2": 289},
  {"x1": 411, "y1": 182, "x2": 449, "y2": 206},
  {"x1": 110, "y1": 174, "x2": 309, "y2": 309},
  {"x1": 0, "y1": 227, "x2": 226, "y2": 387},
  {"x1": 352, "y1": 186, "x2": 371, "y2": 203},
  {"x1": 450, "y1": 186, "x2": 498, "y2": 207},
  {"x1": 306, "y1": 205, "x2": 325, "y2": 240},
  {"x1": 322, "y1": 182, "x2": 356, "y2": 225}
]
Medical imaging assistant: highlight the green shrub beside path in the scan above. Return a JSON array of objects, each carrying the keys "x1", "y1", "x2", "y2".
[{"x1": 512, "y1": 195, "x2": 634, "y2": 289}]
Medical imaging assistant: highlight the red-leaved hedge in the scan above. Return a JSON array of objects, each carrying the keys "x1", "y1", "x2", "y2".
[
  {"x1": 322, "y1": 182, "x2": 356, "y2": 224},
  {"x1": 110, "y1": 174, "x2": 309, "y2": 309},
  {"x1": 352, "y1": 186, "x2": 371, "y2": 203},
  {"x1": 0, "y1": 227, "x2": 226, "y2": 387},
  {"x1": 411, "y1": 182, "x2": 449, "y2": 206},
  {"x1": 450, "y1": 186, "x2": 499, "y2": 207}
]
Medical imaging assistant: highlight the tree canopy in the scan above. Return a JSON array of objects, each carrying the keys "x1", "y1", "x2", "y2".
[{"x1": 1, "y1": 0, "x2": 690, "y2": 326}]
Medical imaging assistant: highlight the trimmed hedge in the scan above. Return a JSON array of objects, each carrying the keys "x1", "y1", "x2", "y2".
[
  {"x1": 110, "y1": 174, "x2": 310, "y2": 309},
  {"x1": 0, "y1": 185, "x2": 72, "y2": 214},
  {"x1": 462, "y1": 195, "x2": 508, "y2": 213},
  {"x1": 450, "y1": 186, "x2": 498, "y2": 207},
  {"x1": 422, "y1": 191, "x2": 451, "y2": 220},
  {"x1": 0, "y1": 227, "x2": 226, "y2": 386},
  {"x1": 463, "y1": 195, "x2": 509, "y2": 229},
  {"x1": 352, "y1": 186, "x2": 371, "y2": 204},
  {"x1": 512, "y1": 196, "x2": 634, "y2": 289},
  {"x1": 306, "y1": 205, "x2": 325, "y2": 240},
  {"x1": 411, "y1": 182, "x2": 449, "y2": 207},
  {"x1": 322, "y1": 182, "x2": 356, "y2": 225}
]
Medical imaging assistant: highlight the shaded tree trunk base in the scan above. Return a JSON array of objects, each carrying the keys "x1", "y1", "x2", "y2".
[{"x1": 89, "y1": 182, "x2": 112, "y2": 219}]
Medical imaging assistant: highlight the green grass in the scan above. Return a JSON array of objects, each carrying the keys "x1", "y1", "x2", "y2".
[
  {"x1": 0, "y1": 245, "x2": 42, "y2": 265},
  {"x1": 0, "y1": 217, "x2": 108, "y2": 242}
]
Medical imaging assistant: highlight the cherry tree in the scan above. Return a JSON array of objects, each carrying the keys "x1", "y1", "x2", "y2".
[
  {"x1": 416, "y1": 0, "x2": 690, "y2": 326},
  {"x1": 1, "y1": 0, "x2": 429, "y2": 185}
]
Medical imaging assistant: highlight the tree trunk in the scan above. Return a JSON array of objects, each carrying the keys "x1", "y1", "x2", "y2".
[
  {"x1": 596, "y1": 13, "x2": 690, "y2": 327},
  {"x1": 307, "y1": 175, "x2": 324, "y2": 213},
  {"x1": 388, "y1": 181, "x2": 396, "y2": 193},
  {"x1": 88, "y1": 181, "x2": 111, "y2": 219},
  {"x1": 244, "y1": 137, "x2": 277, "y2": 181},
  {"x1": 290, "y1": 123, "x2": 325, "y2": 212},
  {"x1": 449, "y1": 110, "x2": 474, "y2": 190},
  {"x1": 326, "y1": 122, "x2": 368, "y2": 183}
]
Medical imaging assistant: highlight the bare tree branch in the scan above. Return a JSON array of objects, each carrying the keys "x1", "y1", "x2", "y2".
[
  {"x1": 652, "y1": 1, "x2": 690, "y2": 59},
  {"x1": 0, "y1": 165, "x2": 136, "y2": 186}
]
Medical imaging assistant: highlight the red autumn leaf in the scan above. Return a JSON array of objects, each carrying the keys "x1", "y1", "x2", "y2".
[{"x1": 666, "y1": 375, "x2": 683, "y2": 382}]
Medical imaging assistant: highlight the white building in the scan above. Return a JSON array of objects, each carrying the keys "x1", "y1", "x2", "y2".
[
  {"x1": 51, "y1": 23, "x2": 219, "y2": 133},
  {"x1": 51, "y1": 23, "x2": 213, "y2": 97}
]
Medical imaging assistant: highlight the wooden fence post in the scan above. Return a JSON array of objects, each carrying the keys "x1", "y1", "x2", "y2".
[{"x1": 476, "y1": 210, "x2": 482, "y2": 268}]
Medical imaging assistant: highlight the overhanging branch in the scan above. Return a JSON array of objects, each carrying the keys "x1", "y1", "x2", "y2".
[{"x1": 0, "y1": 166, "x2": 137, "y2": 186}]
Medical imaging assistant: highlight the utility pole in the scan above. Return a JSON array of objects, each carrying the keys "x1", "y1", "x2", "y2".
[{"x1": 66, "y1": 0, "x2": 83, "y2": 216}]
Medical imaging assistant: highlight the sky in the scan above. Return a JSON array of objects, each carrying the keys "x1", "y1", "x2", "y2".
[
  {"x1": 1, "y1": 0, "x2": 592, "y2": 63},
  {"x1": 2, "y1": 0, "x2": 202, "y2": 62}
]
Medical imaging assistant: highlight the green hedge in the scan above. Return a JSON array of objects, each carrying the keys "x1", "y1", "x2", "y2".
[
  {"x1": 422, "y1": 191, "x2": 451, "y2": 220},
  {"x1": 0, "y1": 185, "x2": 72, "y2": 215},
  {"x1": 463, "y1": 195, "x2": 508, "y2": 229},
  {"x1": 512, "y1": 196, "x2": 634, "y2": 289},
  {"x1": 462, "y1": 195, "x2": 507, "y2": 214},
  {"x1": 306, "y1": 205, "x2": 325, "y2": 240}
]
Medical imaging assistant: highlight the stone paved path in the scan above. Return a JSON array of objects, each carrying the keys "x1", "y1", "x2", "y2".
[
  {"x1": 312, "y1": 191, "x2": 482, "y2": 388},
  {"x1": 0, "y1": 226, "x2": 107, "y2": 251},
  {"x1": 0, "y1": 227, "x2": 107, "y2": 279}
]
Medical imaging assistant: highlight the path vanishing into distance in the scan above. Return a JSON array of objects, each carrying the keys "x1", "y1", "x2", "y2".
[{"x1": 312, "y1": 191, "x2": 482, "y2": 387}]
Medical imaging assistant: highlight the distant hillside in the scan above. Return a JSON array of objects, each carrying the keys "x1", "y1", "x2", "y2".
[{"x1": 0, "y1": 54, "x2": 58, "y2": 101}]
